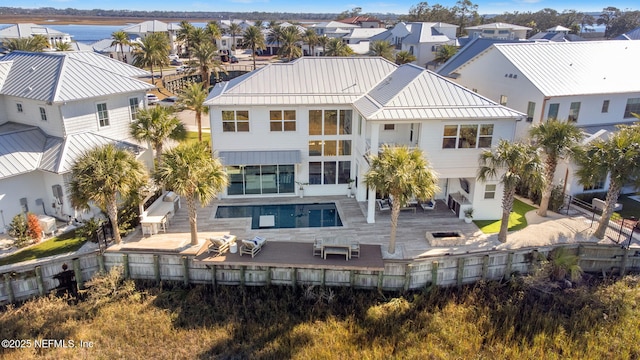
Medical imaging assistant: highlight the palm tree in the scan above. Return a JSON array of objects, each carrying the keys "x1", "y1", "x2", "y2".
[
  {"x1": 110, "y1": 30, "x2": 130, "y2": 61},
  {"x1": 324, "y1": 38, "x2": 354, "y2": 57},
  {"x1": 576, "y1": 123, "x2": 640, "y2": 239},
  {"x1": 179, "y1": 82, "x2": 210, "y2": 142},
  {"x1": 176, "y1": 20, "x2": 195, "y2": 58},
  {"x1": 529, "y1": 119, "x2": 583, "y2": 217},
  {"x1": 279, "y1": 26, "x2": 302, "y2": 61},
  {"x1": 192, "y1": 41, "x2": 222, "y2": 88},
  {"x1": 132, "y1": 32, "x2": 170, "y2": 81},
  {"x1": 3, "y1": 35, "x2": 49, "y2": 52},
  {"x1": 395, "y1": 50, "x2": 416, "y2": 65},
  {"x1": 228, "y1": 23, "x2": 243, "y2": 51},
  {"x1": 129, "y1": 106, "x2": 186, "y2": 167},
  {"x1": 69, "y1": 144, "x2": 148, "y2": 244},
  {"x1": 205, "y1": 21, "x2": 222, "y2": 45},
  {"x1": 317, "y1": 35, "x2": 329, "y2": 56},
  {"x1": 364, "y1": 145, "x2": 439, "y2": 254},
  {"x1": 434, "y1": 44, "x2": 458, "y2": 65},
  {"x1": 477, "y1": 140, "x2": 543, "y2": 243},
  {"x1": 54, "y1": 41, "x2": 72, "y2": 51},
  {"x1": 267, "y1": 25, "x2": 284, "y2": 55},
  {"x1": 303, "y1": 28, "x2": 319, "y2": 56},
  {"x1": 242, "y1": 25, "x2": 266, "y2": 70},
  {"x1": 369, "y1": 40, "x2": 394, "y2": 61},
  {"x1": 155, "y1": 142, "x2": 228, "y2": 245},
  {"x1": 189, "y1": 27, "x2": 209, "y2": 49}
]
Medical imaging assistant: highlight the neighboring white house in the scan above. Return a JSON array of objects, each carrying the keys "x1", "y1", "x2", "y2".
[
  {"x1": 0, "y1": 23, "x2": 73, "y2": 47},
  {"x1": 438, "y1": 40, "x2": 640, "y2": 195},
  {"x1": 465, "y1": 22, "x2": 531, "y2": 40},
  {"x1": 528, "y1": 25, "x2": 586, "y2": 42},
  {"x1": 0, "y1": 51, "x2": 155, "y2": 228},
  {"x1": 311, "y1": 21, "x2": 358, "y2": 38},
  {"x1": 204, "y1": 57, "x2": 524, "y2": 222},
  {"x1": 388, "y1": 22, "x2": 458, "y2": 67},
  {"x1": 90, "y1": 39, "x2": 137, "y2": 64},
  {"x1": 122, "y1": 20, "x2": 181, "y2": 55},
  {"x1": 343, "y1": 28, "x2": 388, "y2": 54}
]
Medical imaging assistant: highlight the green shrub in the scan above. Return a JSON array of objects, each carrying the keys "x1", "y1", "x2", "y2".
[
  {"x1": 7, "y1": 214, "x2": 30, "y2": 248},
  {"x1": 76, "y1": 218, "x2": 103, "y2": 243}
]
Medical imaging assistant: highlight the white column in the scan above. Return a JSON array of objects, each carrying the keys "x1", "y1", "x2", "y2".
[{"x1": 366, "y1": 123, "x2": 380, "y2": 224}]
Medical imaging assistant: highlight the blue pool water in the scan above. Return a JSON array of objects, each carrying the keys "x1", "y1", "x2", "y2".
[{"x1": 215, "y1": 203, "x2": 343, "y2": 229}]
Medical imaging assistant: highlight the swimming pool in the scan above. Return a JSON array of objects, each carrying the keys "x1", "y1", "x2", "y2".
[{"x1": 215, "y1": 203, "x2": 343, "y2": 229}]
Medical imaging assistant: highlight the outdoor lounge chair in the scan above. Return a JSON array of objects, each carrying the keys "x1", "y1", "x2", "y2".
[
  {"x1": 420, "y1": 200, "x2": 436, "y2": 211},
  {"x1": 207, "y1": 234, "x2": 236, "y2": 256},
  {"x1": 376, "y1": 199, "x2": 391, "y2": 211},
  {"x1": 240, "y1": 236, "x2": 267, "y2": 258}
]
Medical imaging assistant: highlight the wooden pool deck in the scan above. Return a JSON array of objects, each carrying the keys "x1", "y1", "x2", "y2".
[{"x1": 111, "y1": 196, "x2": 495, "y2": 261}]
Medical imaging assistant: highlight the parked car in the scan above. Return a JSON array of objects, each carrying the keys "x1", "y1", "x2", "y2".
[
  {"x1": 170, "y1": 59, "x2": 183, "y2": 66},
  {"x1": 158, "y1": 96, "x2": 181, "y2": 108},
  {"x1": 168, "y1": 54, "x2": 179, "y2": 61},
  {"x1": 176, "y1": 65, "x2": 195, "y2": 74},
  {"x1": 146, "y1": 93, "x2": 159, "y2": 105},
  {"x1": 229, "y1": 55, "x2": 238, "y2": 63}
]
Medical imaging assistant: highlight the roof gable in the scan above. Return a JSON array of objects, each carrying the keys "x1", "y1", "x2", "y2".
[{"x1": 0, "y1": 51, "x2": 153, "y2": 103}]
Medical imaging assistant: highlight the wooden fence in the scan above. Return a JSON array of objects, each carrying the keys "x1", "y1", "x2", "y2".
[{"x1": 1, "y1": 243, "x2": 639, "y2": 305}]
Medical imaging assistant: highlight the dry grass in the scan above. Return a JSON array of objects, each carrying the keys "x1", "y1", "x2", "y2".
[{"x1": 1, "y1": 269, "x2": 639, "y2": 359}]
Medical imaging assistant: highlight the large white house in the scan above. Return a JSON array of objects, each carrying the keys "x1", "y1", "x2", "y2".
[
  {"x1": 0, "y1": 51, "x2": 155, "y2": 229},
  {"x1": 204, "y1": 57, "x2": 524, "y2": 222},
  {"x1": 388, "y1": 22, "x2": 458, "y2": 68},
  {"x1": 0, "y1": 23, "x2": 72, "y2": 47},
  {"x1": 438, "y1": 40, "x2": 640, "y2": 195}
]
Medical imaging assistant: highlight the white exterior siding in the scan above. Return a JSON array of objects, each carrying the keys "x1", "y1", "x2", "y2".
[
  {"x1": 0, "y1": 172, "x2": 48, "y2": 226},
  {"x1": 1, "y1": 97, "x2": 66, "y2": 137}
]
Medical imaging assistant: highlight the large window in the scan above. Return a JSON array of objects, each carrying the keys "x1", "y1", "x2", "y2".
[
  {"x1": 97, "y1": 103, "x2": 109, "y2": 127},
  {"x1": 583, "y1": 177, "x2": 606, "y2": 191},
  {"x1": 526, "y1": 102, "x2": 536, "y2": 122},
  {"x1": 309, "y1": 161, "x2": 351, "y2": 185},
  {"x1": 129, "y1": 97, "x2": 140, "y2": 121},
  {"x1": 227, "y1": 165, "x2": 295, "y2": 195},
  {"x1": 568, "y1": 102, "x2": 581, "y2": 122},
  {"x1": 222, "y1": 110, "x2": 249, "y2": 132},
  {"x1": 442, "y1": 124, "x2": 493, "y2": 149},
  {"x1": 547, "y1": 103, "x2": 559, "y2": 120},
  {"x1": 308, "y1": 109, "x2": 352, "y2": 135},
  {"x1": 270, "y1": 110, "x2": 296, "y2": 131},
  {"x1": 624, "y1": 98, "x2": 640, "y2": 118}
]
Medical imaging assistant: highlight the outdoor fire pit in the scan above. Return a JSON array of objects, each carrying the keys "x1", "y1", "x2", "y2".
[{"x1": 425, "y1": 231, "x2": 466, "y2": 247}]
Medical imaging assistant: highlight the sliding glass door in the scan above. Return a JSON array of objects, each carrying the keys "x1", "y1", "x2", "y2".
[{"x1": 226, "y1": 165, "x2": 295, "y2": 195}]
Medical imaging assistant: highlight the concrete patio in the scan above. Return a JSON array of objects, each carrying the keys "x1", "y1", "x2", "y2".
[{"x1": 112, "y1": 195, "x2": 628, "y2": 260}]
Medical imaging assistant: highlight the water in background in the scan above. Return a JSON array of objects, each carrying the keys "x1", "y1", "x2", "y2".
[{"x1": 1, "y1": 22, "x2": 208, "y2": 44}]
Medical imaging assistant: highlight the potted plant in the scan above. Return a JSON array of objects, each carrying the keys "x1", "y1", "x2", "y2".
[
  {"x1": 296, "y1": 181, "x2": 308, "y2": 198},
  {"x1": 347, "y1": 178, "x2": 355, "y2": 198},
  {"x1": 464, "y1": 207, "x2": 474, "y2": 224}
]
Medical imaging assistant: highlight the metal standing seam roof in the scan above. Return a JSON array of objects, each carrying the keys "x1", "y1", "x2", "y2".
[
  {"x1": 343, "y1": 28, "x2": 387, "y2": 40},
  {"x1": 0, "y1": 23, "x2": 69, "y2": 38},
  {"x1": 436, "y1": 38, "x2": 525, "y2": 78},
  {"x1": 354, "y1": 64, "x2": 524, "y2": 121},
  {"x1": 490, "y1": 41, "x2": 640, "y2": 96},
  {"x1": 121, "y1": 20, "x2": 176, "y2": 34},
  {"x1": 615, "y1": 26, "x2": 640, "y2": 40},
  {"x1": 403, "y1": 23, "x2": 454, "y2": 44},
  {"x1": 465, "y1": 22, "x2": 532, "y2": 31},
  {"x1": 218, "y1": 150, "x2": 302, "y2": 166},
  {"x1": 0, "y1": 122, "x2": 144, "y2": 179},
  {"x1": 0, "y1": 51, "x2": 153, "y2": 103},
  {"x1": 205, "y1": 57, "x2": 398, "y2": 106}
]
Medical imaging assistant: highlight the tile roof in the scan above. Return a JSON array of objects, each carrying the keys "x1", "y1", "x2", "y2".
[
  {"x1": 354, "y1": 64, "x2": 524, "y2": 120},
  {"x1": 0, "y1": 51, "x2": 153, "y2": 103},
  {"x1": 489, "y1": 41, "x2": 640, "y2": 96}
]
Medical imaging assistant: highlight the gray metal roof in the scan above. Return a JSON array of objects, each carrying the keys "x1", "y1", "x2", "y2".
[
  {"x1": 403, "y1": 23, "x2": 455, "y2": 44},
  {"x1": 205, "y1": 57, "x2": 398, "y2": 106},
  {"x1": 218, "y1": 150, "x2": 301, "y2": 166},
  {"x1": 436, "y1": 37, "x2": 524, "y2": 78},
  {"x1": 121, "y1": 20, "x2": 179, "y2": 34},
  {"x1": 0, "y1": 122, "x2": 144, "y2": 179},
  {"x1": 354, "y1": 64, "x2": 524, "y2": 121},
  {"x1": 489, "y1": 41, "x2": 640, "y2": 96},
  {"x1": 0, "y1": 51, "x2": 153, "y2": 103},
  {"x1": 465, "y1": 22, "x2": 531, "y2": 31},
  {"x1": 616, "y1": 26, "x2": 640, "y2": 40},
  {"x1": 0, "y1": 23, "x2": 69, "y2": 38}
]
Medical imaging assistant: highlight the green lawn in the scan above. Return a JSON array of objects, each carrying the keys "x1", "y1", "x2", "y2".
[
  {"x1": 474, "y1": 199, "x2": 537, "y2": 234},
  {"x1": 183, "y1": 131, "x2": 210, "y2": 146},
  {"x1": 0, "y1": 230, "x2": 86, "y2": 266}
]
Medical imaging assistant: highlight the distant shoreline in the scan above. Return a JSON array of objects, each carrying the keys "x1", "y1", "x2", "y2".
[{"x1": 0, "y1": 15, "x2": 213, "y2": 26}]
